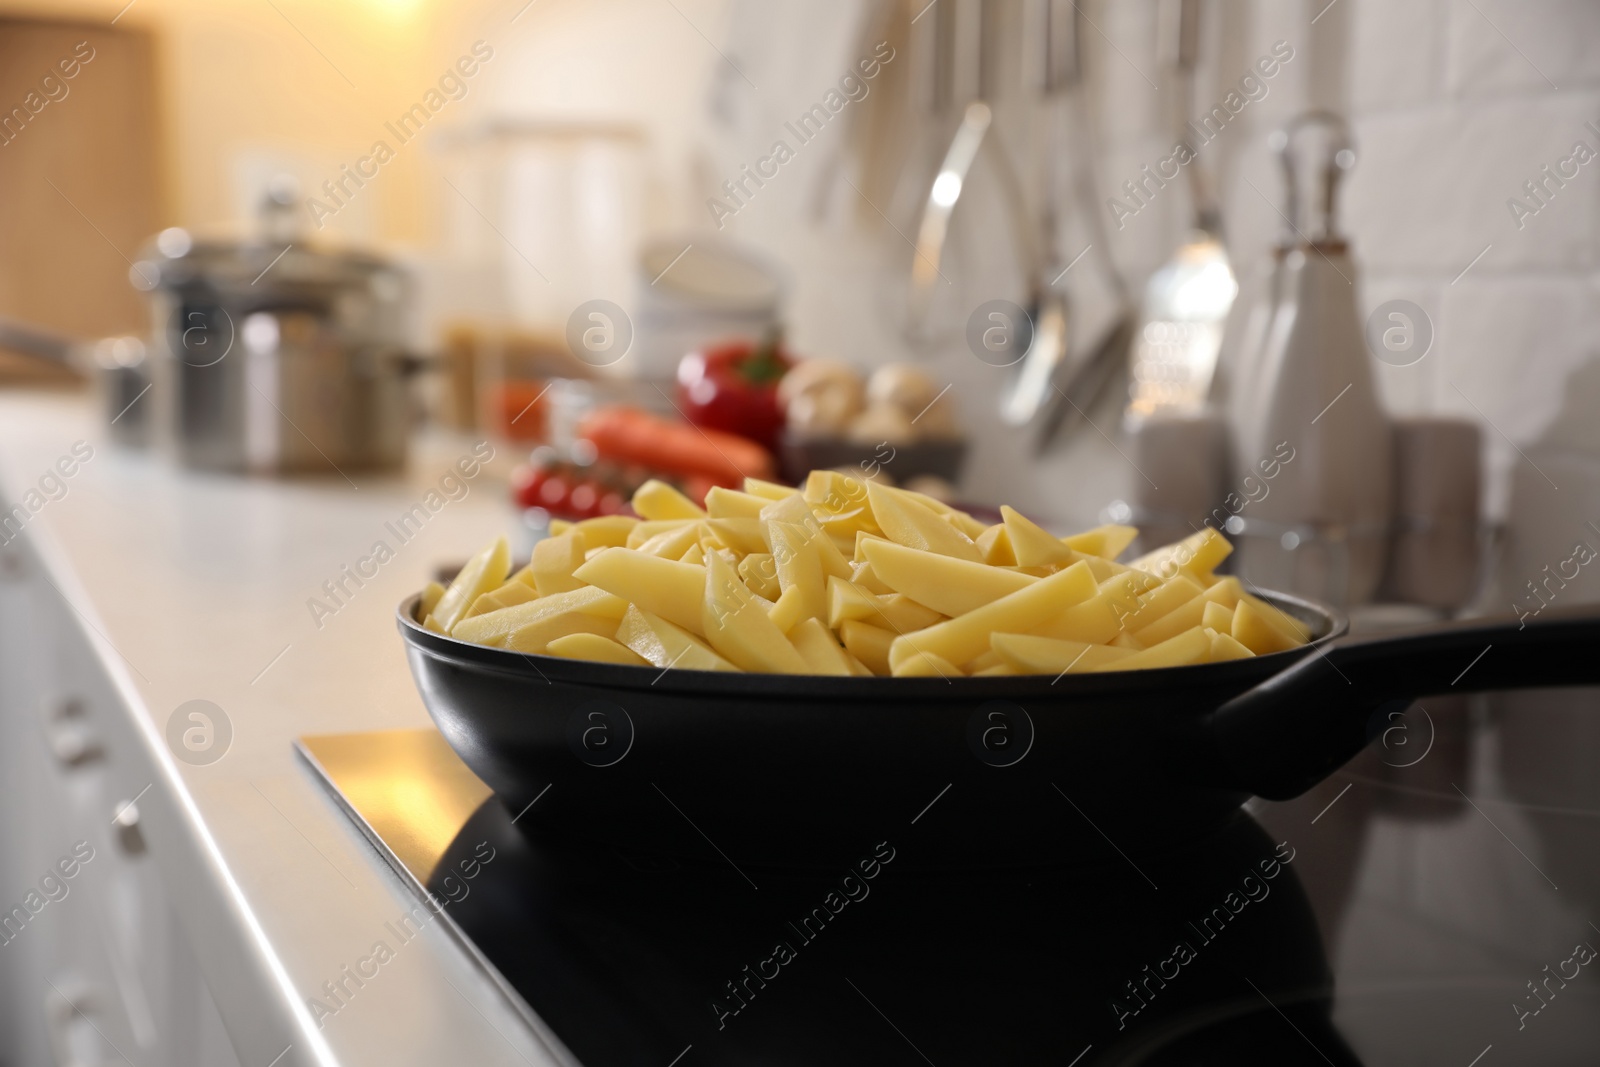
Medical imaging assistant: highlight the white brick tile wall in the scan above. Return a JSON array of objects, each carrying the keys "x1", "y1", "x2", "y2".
[
  {"x1": 1349, "y1": 0, "x2": 1450, "y2": 114},
  {"x1": 1446, "y1": 0, "x2": 1600, "y2": 97},
  {"x1": 1323, "y1": 0, "x2": 1600, "y2": 518},
  {"x1": 1434, "y1": 274, "x2": 1600, "y2": 515},
  {"x1": 1359, "y1": 273, "x2": 1443, "y2": 416},
  {"x1": 1343, "y1": 92, "x2": 1600, "y2": 273}
]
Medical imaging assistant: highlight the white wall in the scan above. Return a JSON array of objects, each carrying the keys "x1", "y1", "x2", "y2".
[
  {"x1": 460, "y1": 0, "x2": 1600, "y2": 522},
  {"x1": 1340, "y1": 0, "x2": 1600, "y2": 518}
]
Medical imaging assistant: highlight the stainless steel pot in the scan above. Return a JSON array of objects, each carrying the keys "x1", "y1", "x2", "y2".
[
  {"x1": 0, "y1": 318, "x2": 152, "y2": 445},
  {"x1": 130, "y1": 189, "x2": 416, "y2": 474}
]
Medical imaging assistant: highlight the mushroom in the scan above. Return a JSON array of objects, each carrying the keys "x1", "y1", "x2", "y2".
[
  {"x1": 866, "y1": 364, "x2": 941, "y2": 419},
  {"x1": 910, "y1": 389, "x2": 962, "y2": 438},
  {"x1": 778, "y1": 358, "x2": 864, "y2": 437},
  {"x1": 847, "y1": 401, "x2": 916, "y2": 446}
]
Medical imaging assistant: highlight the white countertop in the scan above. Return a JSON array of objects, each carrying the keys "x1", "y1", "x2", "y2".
[{"x1": 0, "y1": 391, "x2": 563, "y2": 1067}]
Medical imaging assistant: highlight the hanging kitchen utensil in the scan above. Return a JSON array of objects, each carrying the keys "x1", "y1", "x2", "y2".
[
  {"x1": 999, "y1": 0, "x2": 1077, "y2": 428},
  {"x1": 1016, "y1": 0, "x2": 1135, "y2": 450},
  {"x1": 903, "y1": 0, "x2": 981, "y2": 344},
  {"x1": 906, "y1": 100, "x2": 995, "y2": 341},
  {"x1": 1230, "y1": 111, "x2": 1393, "y2": 606},
  {"x1": 1126, "y1": 0, "x2": 1238, "y2": 423},
  {"x1": 1017, "y1": 0, "x2": 1132, "y2": 451},
  {"x1": 903, "y1": 0, "x2": 1035, "y2": 351},
  {"x1": 1034, "y1": 313, "x2": 1134, "y2": 451}
]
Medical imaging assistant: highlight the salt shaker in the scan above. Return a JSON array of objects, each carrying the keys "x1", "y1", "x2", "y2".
[
  {"x1": 1126, "y1": 410, "x2": 1227, "y2": 554},
  {"x1": 1230, "y1": 111, "x2": 1393, "y2": 606},
  {"x1": 1380, "y1": 417, "x2": 1482, "y2": 610}
]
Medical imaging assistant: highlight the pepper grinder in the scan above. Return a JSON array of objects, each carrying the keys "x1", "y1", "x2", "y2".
[{"x1": 1230, "y1": 112, "x2": 1393, "y2": 606}]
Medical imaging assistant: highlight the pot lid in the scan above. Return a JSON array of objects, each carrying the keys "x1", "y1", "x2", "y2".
[{"x1": 129, "y1": 177, "x2": 403, "y2": 302}]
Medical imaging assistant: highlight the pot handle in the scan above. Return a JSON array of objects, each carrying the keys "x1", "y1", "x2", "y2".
[
  {"x1": 1197, "y1": 603, "x2": 1600, "y2": 800},
  {"x1": 395, "y1": 351, "x2": 439, "y2": 376},
  {"x1": 0, "y1": 315, "x2": 77, "y2": 365}
]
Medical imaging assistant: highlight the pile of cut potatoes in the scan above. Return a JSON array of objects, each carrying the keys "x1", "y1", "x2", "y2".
[{"x1": 415, "y1": 473, "x2": 1312, "y2": 677}]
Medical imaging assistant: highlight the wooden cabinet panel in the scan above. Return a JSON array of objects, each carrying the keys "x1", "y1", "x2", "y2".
[{"x1": 0, "y1": 18, "x2": 163, "y2": 372}]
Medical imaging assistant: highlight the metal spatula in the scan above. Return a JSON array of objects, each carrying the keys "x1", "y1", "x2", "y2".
[{"x1": 1126, "y1": 0, "x2": 1237, "y2": 422}]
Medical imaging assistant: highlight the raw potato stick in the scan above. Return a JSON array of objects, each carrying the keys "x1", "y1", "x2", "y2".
[{"x1": 423, "y1": 473, "x2": 1312, "y2": 674}]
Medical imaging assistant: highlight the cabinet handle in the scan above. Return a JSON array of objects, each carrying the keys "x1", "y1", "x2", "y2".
[
  {"x1": 44, "y1": 978, "x2": 98, "y2": 1067},
  {"x1": 49, "y1": 723, "x2": 100, "y2": 767},
  {"x1": 45, "y1": 700, "x2": 101, "y2": 768},
  {"x1": 112, "y1": 797, "x2": 147, "y2": 855},
  {"x1": 111, "y1": 799, "x2": 140, "y2": 830}
]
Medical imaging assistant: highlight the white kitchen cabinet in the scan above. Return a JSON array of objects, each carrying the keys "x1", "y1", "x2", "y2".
[
  {"x1": 0, "y1": 536, "x2": 241, "y2": 1067},
  {"x1": 0, "y1": 397, "x2": 549, "y2": 1067}
]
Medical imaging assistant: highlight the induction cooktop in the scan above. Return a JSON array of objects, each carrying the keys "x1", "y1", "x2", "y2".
[{"x1": 297, "y1": 687, "x2": 1600, "y2": 1066}]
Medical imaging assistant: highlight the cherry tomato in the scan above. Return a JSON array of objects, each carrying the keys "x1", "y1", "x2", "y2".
[
  {"x1": 511, "y1": 464, "x2": 547, "y2": 509},
  {"x1": 537, "y1": 473, "x2": 571, "y2": 513},
  {"x1": 567, "y1": 481, "x2": 601, "y2": 519},
  {"x1": 598, "y1": 490, "x2": 629, "y2": 516}
]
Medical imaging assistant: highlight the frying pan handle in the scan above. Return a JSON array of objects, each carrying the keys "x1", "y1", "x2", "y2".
[{"x1": 1197, "y1": 604, "x2": 1600, "y2": 800}]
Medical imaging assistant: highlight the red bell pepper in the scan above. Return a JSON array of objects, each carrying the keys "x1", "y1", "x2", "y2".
[{"x1": 676, "y1": 330, "x2": 792, "y2": 451}]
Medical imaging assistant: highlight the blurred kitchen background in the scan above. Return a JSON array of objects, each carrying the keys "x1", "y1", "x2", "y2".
[{"x1": 2, "y1": 0, "x2": 1598, "y2": 617}]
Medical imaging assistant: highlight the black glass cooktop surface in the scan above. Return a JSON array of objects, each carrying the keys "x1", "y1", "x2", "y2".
[{"x1": 298, "y1": 687, "x2": 1600, "y2": 1066}]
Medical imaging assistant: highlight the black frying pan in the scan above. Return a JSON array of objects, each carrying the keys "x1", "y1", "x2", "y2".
[{"x1": 399, "y1": 591, "x2": 1600, "y2": 871}]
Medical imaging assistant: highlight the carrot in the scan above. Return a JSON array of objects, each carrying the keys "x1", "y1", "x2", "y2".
[
  {"x1": 487, "y1": 380, "x2": 548, "y2": 441},
  {"x1": 577, "y1": 406, "x2": 775, "y2": 485}
]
